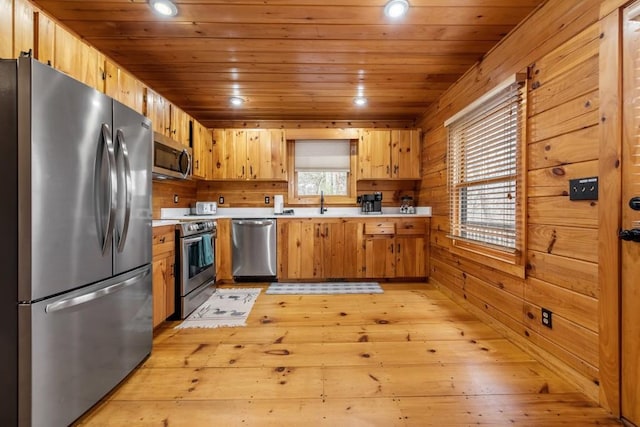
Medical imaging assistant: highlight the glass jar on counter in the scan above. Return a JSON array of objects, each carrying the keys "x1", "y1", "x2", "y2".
[{"x1": 400, "y1": 196, "x2": 414, "y2": 214}]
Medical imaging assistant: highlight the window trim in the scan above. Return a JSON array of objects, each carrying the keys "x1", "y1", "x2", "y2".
[
  {"x1": 287, "y1": 139, "x2": 358, "y2": 206},
  {"x1": 445, "y1": 73, "x2": 527, "y2": 276}
]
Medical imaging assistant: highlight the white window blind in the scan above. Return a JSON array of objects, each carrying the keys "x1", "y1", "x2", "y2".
[
  {"x1": 294, "y1": 140, "x2": 350, "y2": 172},
  {"x1": 447, "y1": 77, "x2": 524, "y2": 250}
]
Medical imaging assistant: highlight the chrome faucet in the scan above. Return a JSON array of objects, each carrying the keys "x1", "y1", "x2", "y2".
[{"x1": 320, "y1": 191, "x2": 327, "y2": 214}]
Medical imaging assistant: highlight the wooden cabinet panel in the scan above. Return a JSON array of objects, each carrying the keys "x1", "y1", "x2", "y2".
[
  {"x1": 13, "y1": 0, "x2": 33, "y2": 59},
  {"x1": 395, "y1": 236, "x2": 426, "y2": 277},
  {"x1": 144, "y1": 87, "x2": 167, "y2": 135},
  {"x1": 55, "y1": 26, "x2": 104, "y2": 91},
  {"x1": 278, "y1": 217, "x2": 428, "y2": 281},
  {"x1": 35, "y1": 11, "x2": 55, "y2": 66},
  {"x1": 152, "y1": 257, "x2": 167, "y2": 328},
  {"x1": 0, "y1": 0, "x2": 11, "y2": 59},
  {"x1": 104, "y1": 60, "x2": 144, "y2": 113},
  {"x1": 213, "y1": 129, "x2": 286, "y2": 181},
  {"x1": 359, "y1": 129, "x2": 392, "y2": 179},
  {"x1": 391, "y1": 129, "x2": 421, "y2": 179},
  {"x1": 359, "y1": 129, "x2": 421, "y2": 180},
  {"x1": 364, "y1": 235, "x2": 395, "y2": 278},
  {"x1": 152, "y1": 225, "x2": 176, "y2": 327},
  {"x1": 212, "y1": 129, "x2": 247, "y2": 179},
  {"x1": 246, "y1": 129, "x2": 287, "y2": 180},
  {"x1": 192, "y1": 122, "x2": 212, "y2": 179}
]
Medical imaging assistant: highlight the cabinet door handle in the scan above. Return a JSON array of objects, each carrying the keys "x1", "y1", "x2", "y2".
[
  {"x1": 390, "y1": 243, "x2": 394, "y2": 253},
  {"x1": 159, "y1": 236, "x2": 165, "y2": 243},
  {"x1": 397, "y1": 243, "x2": 400, "y2": 253},
  {"x1": 386, "y1": 165, "x2": 390, "y2": 174},
  {"x1": 250, "y1": 165, "x2": 253, "y2": 176},
  {"x1": 242, "y1": 166, "x2": 245, "y2": 176}
]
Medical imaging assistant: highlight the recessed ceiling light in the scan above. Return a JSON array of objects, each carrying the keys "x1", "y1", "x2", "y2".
[
  {"x1": 230, "y1": 97, "x2": 244, "y2": 106},
  {"x1": 384, "y1": 0, "x2": 409, "y2": 18},
  {"x1": 149, "y1": 0, "x2": 178, "y2": 17},
  {"x1": 354, "y1": 97, "x2": 367, "y2": 106}
]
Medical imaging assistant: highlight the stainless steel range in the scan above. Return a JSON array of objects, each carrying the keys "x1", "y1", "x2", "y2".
[{"x1": 175, "y1": 220, "x2": 216, "y2": 318}]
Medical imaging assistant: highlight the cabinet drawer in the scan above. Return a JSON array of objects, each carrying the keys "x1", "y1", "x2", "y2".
[
  {"x1": 364, "y1": 221, "x2": 395, "y2": 235},
  {"x1": 396, "y1": 219, "x2": 426, "y2": 235},
  {"x1": 152, "y1": 226, "x2": 175, "y2": 257}
]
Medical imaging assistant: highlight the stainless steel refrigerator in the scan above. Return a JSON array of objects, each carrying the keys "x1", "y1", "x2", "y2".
[{"x1": 0, "y1": 58, "x2": 153, "y2": 426}]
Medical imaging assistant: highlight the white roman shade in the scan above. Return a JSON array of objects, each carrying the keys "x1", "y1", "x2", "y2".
[
  {"x1": 446, "y1": 75, "x2": 525, "y2": 251},
  {"x1": 294, "y1": 140, "x2": 350, "y2": 172}
]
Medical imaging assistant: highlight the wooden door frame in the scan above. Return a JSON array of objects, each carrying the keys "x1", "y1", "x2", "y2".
[{"x1": 598, "y1": 5, "x2": 623, "y2": 417}]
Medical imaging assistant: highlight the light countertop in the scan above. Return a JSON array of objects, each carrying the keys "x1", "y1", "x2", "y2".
[{"x1": 153, "y1": 207, "x2": 432, "y2": 227}]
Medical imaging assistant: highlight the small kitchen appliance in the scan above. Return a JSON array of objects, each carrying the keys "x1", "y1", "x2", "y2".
[
  {"x1": 191, "y1": 201, "x2": 217, "y2": 215},
  {"x1": 360, "y1": 192, "x2": 383, "y2": 214}
]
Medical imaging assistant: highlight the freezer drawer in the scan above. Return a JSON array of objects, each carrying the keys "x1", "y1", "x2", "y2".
[
  {"x1": 19, "y1": 265, "x2": 152, "y2": 427},
  {"x1": 232, "y1": 219, "x2": 277, "y2": 278}
]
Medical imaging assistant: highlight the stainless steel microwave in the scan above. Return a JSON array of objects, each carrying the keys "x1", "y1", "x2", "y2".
[{"x1": 152, "y1": 131, "x2": 192, "y2": 180}]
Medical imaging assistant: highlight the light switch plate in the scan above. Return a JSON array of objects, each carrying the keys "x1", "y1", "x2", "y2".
[{"x1": 569, "y1": 176, "x2": 598, "y2": 201}]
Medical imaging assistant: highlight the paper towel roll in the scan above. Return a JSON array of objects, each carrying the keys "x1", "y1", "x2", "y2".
[{"x1": 274, "y1": 194, "x2": 284, "y2": 214}]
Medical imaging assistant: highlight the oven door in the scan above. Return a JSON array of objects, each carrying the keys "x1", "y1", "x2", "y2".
[{"x1": 179, "y1": 232, "x2": 215, "y2": 295}]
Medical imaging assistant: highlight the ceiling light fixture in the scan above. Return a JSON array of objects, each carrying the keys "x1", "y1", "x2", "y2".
[
  {"x1": 384, "y1": 0, "x2": 409, "y2": 18},
  {"x1": 230, "y1": 96, "x2": 244, "y2": 106},
  {"x1": 149, "y1": 0, "x2": 178, "y2": 17},
  {"x1": 354, "y1": 97, "x2": 367, "y2": 106}
]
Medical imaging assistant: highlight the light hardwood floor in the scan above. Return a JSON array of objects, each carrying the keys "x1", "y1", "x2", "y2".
[{"x1": 76, "y1": 283, "x2": 620, "y2": 426}]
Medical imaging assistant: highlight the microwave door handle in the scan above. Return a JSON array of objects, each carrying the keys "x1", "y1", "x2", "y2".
[
  {"x1": 179, "y1": 149, "x2": 191, "y2": 178},
  {"x1": 94, "y1": 124, "x2": 117, "y2": 254},
  {"x1": 115, "y1": 129, "x2": 132, "y2": 253}
]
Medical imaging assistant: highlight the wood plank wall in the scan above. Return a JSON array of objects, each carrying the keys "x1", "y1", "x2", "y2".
[
  {"x1": 195, "y1": 180, "x2": 418, "y2": 208},
  {"x1": 417, "y1": 0, "x2": 606, "y2": 405}
]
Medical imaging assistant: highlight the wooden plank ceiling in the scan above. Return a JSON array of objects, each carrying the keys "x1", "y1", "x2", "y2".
[{"x1": 32, "y1": 0, "x2": 545, "y2": 127}]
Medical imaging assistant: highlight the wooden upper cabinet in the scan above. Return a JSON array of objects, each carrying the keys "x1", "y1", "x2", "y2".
[
  {"x1": 192, "y1": 122, "x2": 212, "y2": 180},
  {"x1": 0, "y1": 0, "x2": 11, "y2": 59},
  {"x1": 212, "y1": 129, "x2": 247, "y2": 180},
  {"x1": 212, "y1": 129, "x2": 286, "y2": 180},
  {"x1": 144, "y1": 88, "x2": 166, "y2": 135},
  {"x1": 358, "y1": 129, "x2": 392, "y2": 179},
  {"x1": 358, "y1": 129, "x2": 421, "y2": 180},
  {"x1": 55, "y1": 26, "x2": 104, "y2": 91},
  {"x1": 246, "y1": 129, "x2": 287, "y2": 180},
  {"x1": 391, "y1": 129, "x2": 421, "y2": 179},
  {"x1": 35, "y1": 12, "x2": 55, "y2": 66},
  {"x1": 104, "y1": 60, "x2": 144, "y2": 113},
  {"x1": 165, "y1": 103, "x2": 191, "y2": 147},
  {"x1": 13, "y1": 0, "x2": 33, "y2": 59}
]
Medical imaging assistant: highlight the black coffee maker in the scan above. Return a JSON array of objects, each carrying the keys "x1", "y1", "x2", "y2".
[{"x1": 360, "y1": 192, "x2": 383, "y2": 214}]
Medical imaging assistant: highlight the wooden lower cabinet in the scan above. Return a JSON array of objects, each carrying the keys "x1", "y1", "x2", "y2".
[
  {"x1": 277, "y1": 217, "x2": 429, "y2": 281},
  {"x1": 152, "y1": 225, "x2": 176, "y2": 328}
]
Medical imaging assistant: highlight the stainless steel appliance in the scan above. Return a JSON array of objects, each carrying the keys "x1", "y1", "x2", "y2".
[
  {"x1": 232, "y1": 219, "x2": 277, "y2": 280},
  {"x1": 175, "y1": 220, "x2": 216, "y2": 318},
  {"x1": 191, "y1": 201, "x2": 217, "y2": 215},
  {"x1": 152, "y1": 131, "x2": 192, "y2": 180},
  {"x1": 0, "y1": 58, "x2": 153, "y2": 427},
  {"x1": 360, "y1": 192, "x2": 383, "y2": 214}
]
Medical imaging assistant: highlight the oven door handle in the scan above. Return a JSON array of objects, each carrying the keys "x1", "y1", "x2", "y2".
[{"x1": 183, "y1": 236, "x2": 204, "y2": 245}]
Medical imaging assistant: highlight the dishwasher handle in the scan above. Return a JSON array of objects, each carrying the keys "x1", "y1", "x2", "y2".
[{"x1": 233, "y1": 219, "x2": 275, "y2": 226}]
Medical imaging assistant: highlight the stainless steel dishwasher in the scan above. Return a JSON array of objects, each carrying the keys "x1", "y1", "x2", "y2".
[{"x1": 232, "y1": 218, "x2": 277, "y2": 280}]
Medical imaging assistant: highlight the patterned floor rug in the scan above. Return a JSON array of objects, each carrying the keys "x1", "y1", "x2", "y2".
[
  {"x1": 175, "y1": 288, "x2": 261, "y2": 329},
  {"x1": 266, "y1": 282, "x2": 383, "y2": 295}
]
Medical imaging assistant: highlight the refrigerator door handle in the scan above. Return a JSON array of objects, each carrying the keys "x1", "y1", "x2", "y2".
[
  {"x1": 94, "y1": 123, "x2": 117, "y2": 254},
  {"x1": 45, "y1": 268, "x2": 150, "y2": 313},
  {"x1": 115, "y1": 128, "x2": 132, "y2": 252}
]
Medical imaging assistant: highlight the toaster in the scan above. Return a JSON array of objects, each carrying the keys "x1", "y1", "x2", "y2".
[{"x1": 192, "y1": 201, "x2": 217, "y2": 215}]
